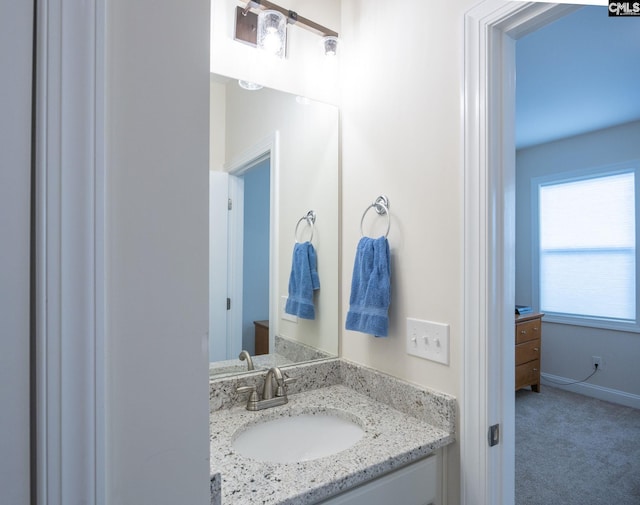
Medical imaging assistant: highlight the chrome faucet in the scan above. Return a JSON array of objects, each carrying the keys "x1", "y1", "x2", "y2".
[
  {"x1": 238, "y1": 350, "x2": 254, "y2": 371},
  {"x1": 236, "y1": 367, "x2": 297, "y2": 411},
  {"x1": 262, "y1": 366, "x2": 284, "y2": 399}
]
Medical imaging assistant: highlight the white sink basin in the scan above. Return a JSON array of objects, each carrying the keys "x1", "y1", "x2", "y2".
[{"x1": 232, "y1": 412, "x2": 365, "y2": 463}]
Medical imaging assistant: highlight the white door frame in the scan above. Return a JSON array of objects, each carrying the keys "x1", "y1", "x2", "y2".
[
  {"x1": 225, "y1": 132, "x2": 280, "y2": 353},
  {"x1": 35, "y1": 1, "x2": 106, "y2": 504},
  {"x1": 226, "y1": 173, "x2": 245, "y2": 358},
  {"x1": 462, "y1": 2, "x2": 579, "y2": 504},
  {"x1": 210, "y1": 171, "x2": 231, "y2": 361}
]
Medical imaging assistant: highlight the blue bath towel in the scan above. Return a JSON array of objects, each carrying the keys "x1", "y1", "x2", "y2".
[
  {"x1": 285, "y1": 242, "x2": 320, "y2": 320},
  {"x1": 345, "y1": 236, "x2": 391, "y2": 337}
]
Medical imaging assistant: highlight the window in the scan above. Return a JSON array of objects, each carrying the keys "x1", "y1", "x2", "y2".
[{"x1": 534, "y1": 166, "x2": 639, "y2": 331}]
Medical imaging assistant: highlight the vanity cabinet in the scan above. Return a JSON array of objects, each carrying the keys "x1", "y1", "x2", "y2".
[
  {"x1": 515, "y1": 312, "x2": 543, "y2": 392},
  {"x1": 318, "y1": 453, "x2": 439, "y2": 505}
]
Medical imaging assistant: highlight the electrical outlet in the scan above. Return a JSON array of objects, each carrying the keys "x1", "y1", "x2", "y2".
[
  {"x1": 406, "y1": 318, "x2": 450, "y2": 365},
  {"x1": 592, "y1": 356, "x2": 603, "y2": 370}
]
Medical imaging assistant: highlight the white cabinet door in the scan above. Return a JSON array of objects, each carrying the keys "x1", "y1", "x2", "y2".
[{"x1": 319, "y1": 454, "x2": 439, "y2": 505}]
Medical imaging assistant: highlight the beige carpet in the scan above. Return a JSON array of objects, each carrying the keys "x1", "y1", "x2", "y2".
[{"x1": 516, "y1": 385, "x2": 640, "y2": 505}]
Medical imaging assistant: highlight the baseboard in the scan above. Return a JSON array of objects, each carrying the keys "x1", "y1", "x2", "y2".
[{"x1": 541, "y1": 372, "x2": 640, "y2": 409}]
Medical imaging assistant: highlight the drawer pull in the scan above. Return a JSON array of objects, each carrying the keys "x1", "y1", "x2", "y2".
[
  {"x1": 520, "y1": 330, "x2": 527, "y2": 334},
  {"x1": 533, "y1": 368, "x2": 538, "y2": 372},
  {"x1": 534, "y1": 347, "x2": 539, "y2": 352},
  {"x1": 533, "y1": 327, "x2": 539, "y2": 331}
]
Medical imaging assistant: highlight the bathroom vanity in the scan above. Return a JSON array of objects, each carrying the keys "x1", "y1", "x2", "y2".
[
  {"x1": 318, "y1": 455, "x2": 438, "y2": 505},
  {"x1": 209, "y1": 359, "x2": 456, "y2": 505}
]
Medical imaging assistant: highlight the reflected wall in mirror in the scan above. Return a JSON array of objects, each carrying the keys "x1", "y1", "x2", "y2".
[{"x1": 209, "y1": 73, "x2": 339, "y2": 378}]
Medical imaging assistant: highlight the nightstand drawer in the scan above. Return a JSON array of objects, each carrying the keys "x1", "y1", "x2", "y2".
[
  {"x1": 516, "y1": 359, "x2": 540, "y2": 390},
  {"x1": 515, "y1": 339, "x2": 540, "y2": 366},
  {"x1": 515, "y1": 320, "x2": 542, "y2": 344}
]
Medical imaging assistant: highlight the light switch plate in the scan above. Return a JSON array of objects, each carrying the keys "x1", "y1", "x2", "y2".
[
  {"x1": 406, "y1": 317, "x2": 450, "y2": 365},
  {"x1": 281, "y1": 296, "x2": 297, "y2": 323}
]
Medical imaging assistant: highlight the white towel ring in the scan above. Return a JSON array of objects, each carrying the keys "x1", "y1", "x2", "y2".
[
  {"x1": 295, "y1": 210, "x2": 316, "y2": 243},
  {"x1": 360, "y1": 195, "x2": 391, "y2": 238}
]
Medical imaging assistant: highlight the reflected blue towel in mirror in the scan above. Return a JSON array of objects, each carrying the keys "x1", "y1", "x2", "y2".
[
  {"x1": 345, "y1": 236, "x2": 390, "y2": 337},
  {"x1": 285, "y1": 241, "x2": 320, "y2": 320}
]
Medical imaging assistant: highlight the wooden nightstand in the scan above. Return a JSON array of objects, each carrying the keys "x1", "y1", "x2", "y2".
[
  {"x1": 254, "y1": 320, "x2": 269, "y2": 356},
  {"x1": 515, "y1": 312, "x2": 543, "y2": 392}
]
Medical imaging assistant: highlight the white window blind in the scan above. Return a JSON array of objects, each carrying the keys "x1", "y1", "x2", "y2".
[{"x1": 539, "y1": 171, "x2": 636, "y2": 321}]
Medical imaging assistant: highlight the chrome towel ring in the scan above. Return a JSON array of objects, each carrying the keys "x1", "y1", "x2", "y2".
[
  {"x1": 360, "y1": 195, "x2": 391, "y2": 238},
  {"x1": 294, "y1": 210, "x2": 316, "y2": 243}
]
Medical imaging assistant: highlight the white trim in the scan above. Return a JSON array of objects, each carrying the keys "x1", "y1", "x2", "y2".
[
  {"x1": 225, "y1": 133, "x2": 277, "y2": 174},
  {"x1": 227, "y1": 174, "x2": 244, "y2": 358},
  {"x1": 36, "y1": 1, "x2": 105, "y2": 504},
  {"x1": 463, "y1": 2, "x2": 578, "y2": 504},
  {"x1": 209, "y1": 171, "x2": 231, "y2": 361},
  {"x1": 541, "y1": 373, "x2": 640, "y2": 409},
  {"x1": 225, "y1": 132, "x2": 280, "y2": 349}
]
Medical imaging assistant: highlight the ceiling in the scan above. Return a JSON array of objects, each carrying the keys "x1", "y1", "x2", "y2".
[{"x1": 516, "y1": 6, "x2": 640, "y2": 149}]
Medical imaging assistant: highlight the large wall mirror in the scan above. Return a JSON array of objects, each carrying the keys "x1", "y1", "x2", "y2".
[{"x1": 209, "y1": 73, "x2": 339, "y2": 378}]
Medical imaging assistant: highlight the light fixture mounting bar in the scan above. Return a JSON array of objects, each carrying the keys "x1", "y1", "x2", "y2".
[{"x1": 243, "y1": 0, "x2": 338, "y2": 38}]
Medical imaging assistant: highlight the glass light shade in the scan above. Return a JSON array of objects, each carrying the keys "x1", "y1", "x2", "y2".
[
  {"x1": 238, "y1": 80, "x2": 263, "y2": 91},
  {"x1": 257, "y1": 10, "x2": 287, "y2": 58},
  {"x1": 323, "y1": 36, "x2": 338, "y2": 56}
]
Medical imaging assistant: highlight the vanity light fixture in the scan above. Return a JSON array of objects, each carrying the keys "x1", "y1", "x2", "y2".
[
  {"x1": 322, "y1": 36, "x2": 338, "y2": 57},
  {"x1": 257, "y1": 10, "x2": 287, "y2": 58},
  {"x1": 234, "y1": 0, "x2": 339, "y2": 58},
  {"x1": 238, "y1": 80, "x2": 263, "y2": 91}
]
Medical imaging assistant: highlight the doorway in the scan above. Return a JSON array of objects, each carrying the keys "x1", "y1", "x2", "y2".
[
  {"x1": 208, "y1": 158, "x2": 270, "y2": 361},
  {"x1": 464, "y1": 0, "x2": 640, "y2": 503},
  {"x1": 514, "y1": 5, "x2": 640, "y2": 503},
  {"x1": 236, "y1": 158, "x2": 271, "y2": 356},
  {"x1": 210, "y1": 135, "x2": 278, "y2": 362},
  {"x1": 463, "y1": 2, "x2": 582, "y2": 504}
]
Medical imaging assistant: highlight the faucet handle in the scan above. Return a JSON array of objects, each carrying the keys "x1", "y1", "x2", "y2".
[
  {"x1": 236, "y1": 385, "x2": 259, "y2": 402},
  {"x1": 282, "y1": 374, "x2": 297, "y2": 395},
  {"x1": 274, "y1": 375, "x2": 296, "y2": 398}
]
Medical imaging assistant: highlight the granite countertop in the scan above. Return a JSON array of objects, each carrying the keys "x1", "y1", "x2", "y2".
[{"x1": 210, "y1": 383, "x2": 454, "y2": 505}]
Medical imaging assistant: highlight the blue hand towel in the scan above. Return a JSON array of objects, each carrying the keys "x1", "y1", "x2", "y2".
[
  {"x1": 345, "y1": 236, "x2": 391, "y2": 337},
  {"x1": 285, "y1": 241, "x2": 320, "y2": 320}
]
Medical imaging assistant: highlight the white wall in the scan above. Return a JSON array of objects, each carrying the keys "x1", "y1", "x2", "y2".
[
  {"x1": 340, "y1": 0, "x2": 478, "y2": 501},
  {"x1": 0, "y1": 2, "x2": 33, "y2": 503},
  {"x1": 210, "y1": 0, "x2": 340, "y2": 104},
  {"x1": 516, "y1": 120, "x2": 640, "y2": 398},
  {"x1": 210, "y1": 78, "x2": 226, "y2": 171},
  {"x1": 105, "y1": 1, "x2": 210, "y2": 503},
  {"x1": 221, "y1": 83, "x2": 340, "y2": 355}
]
